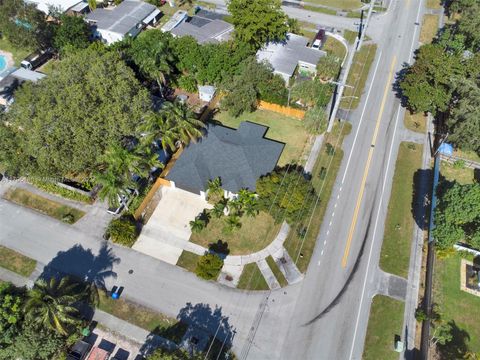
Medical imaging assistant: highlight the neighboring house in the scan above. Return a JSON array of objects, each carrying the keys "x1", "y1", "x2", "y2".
[
  {"x1": 198, "y1": 85, "x2": 215, "y2": 102},
  {"x1": 161, "y1": 9, "x2": 188, "y2": 32},
  {"x1": 85, "y1": 0, "x2": 161, "y2": 45},
  {"x1": 257, "y1": 33, "x2": 326, "y2": 83},
  {"x1": 25, "y1": 0, "x2": 88, "y2": 15},
  {"x1": 0, "y1": 68, "x2": 46, "y2": 106},
  {"x1": 166, "y1": 122, "x2": 284, "y2": 199},
  {"x1": 168, "y1": 9, "x2": 233, "y2": 44}
]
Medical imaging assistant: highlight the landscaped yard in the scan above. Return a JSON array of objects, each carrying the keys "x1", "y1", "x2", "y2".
[
  {"x1": 266, "y1": 255, "x2": 288, "y2": 287},
  {"x1": 420, "y1": 14, "x2": 439, "y2": 44},
  {"x1": 323, "y1": 35, "x2": 347, "y2": 61},
  {"x1": 340, "y1": 44, "x2": 377, "y2": 110},
  {"x1": 176, "y1": 250, "x2": 201, "y2": 272},
  {"x1": 3, "y1": 188, "x2": 85, "y2": 224},
  {"x1": 190, "y1": 212, "x2": 281, "y2": 255},
  {"x1": 453, "y1": 149, "x2": 480, "y2": 163},
  {"x1": 404, "y1": 111, "x2": 427, "y2": 133},
  {"x1": 343, "y1": 29, "x2": 358, "y2": 44},
  {"x1": 363, "y1": 295, "x2": 405, "y2": 360},
  {"x1": 307, "y1": 0, "x2": 363, "y2": 10},
  {"x1": 284, "y1": 122, "x2": 352, "y2": 272},
  {"x1": 434, "y1": 253, "x2": 480, "y2": 353},
  {"x1": 0, "y1": 245, "x2": 36, "y2": 277},
  {"x1": 214, "y1": 110, "x2": 311, "y2": 166},
  {"x1": 237, "y1": 263, "x2": 269, "y2": 290},
  {"x1": 440, "y1": 161, "x2": 476, "y2": 185},
  {"x1": 380, "y1": 142, "x2": 423, "y2": 278},
  {"x1": 0, "y1": 37, "x2": 31, "y2": 66},
  {"x1": 97, "y1": 290, "x2": 188, "y2": 343}
]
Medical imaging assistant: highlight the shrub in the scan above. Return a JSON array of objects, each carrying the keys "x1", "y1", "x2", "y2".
[
  {"x1": 325, "y1": 143, "x2": 335, "y2": 155},
  {"x1": 195, "y1": 253, "x2": 224, "y2": 280},
  {"x1": 291, "y1": 79, "x2": 333, "y2": 107},
  {"x1": 319, "y1": 167, "x2": 327, "y2": 179},
  {"x1": 303, "y1": 106, "x2": 327, "y2": 134},
  {"x1": 30, "y1": 180, "x2": 92, "y2": 203},
  {"x1": 61, "y1": 213, "x2": 75, "y2": 224},
  {"x1": 107, "y1": 215, "x2": 138, "y2": 247},
  {"x1": 316, "y1": 54, "x2": 341, "y2": 81},
  {"x1": 453, "y1": 159, "x2": 465, "y2": 169},
  {"x1": 178, "y1": 75, "x2": 197, "y2": 93}
]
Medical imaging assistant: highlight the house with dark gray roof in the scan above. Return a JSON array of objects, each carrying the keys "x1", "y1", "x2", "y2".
[
  {"x1": 257, "y1": 33, "x2": 326, "y2": 83},
  {"x1": 169, "y1": 9, "x2": 233, "y2": 44},
  {"x1": 85, "y1": 0, "x2": 161, "y2": 45},
  {"x1": 166, "y1": 122, "x2": 284, "y2": 197}
]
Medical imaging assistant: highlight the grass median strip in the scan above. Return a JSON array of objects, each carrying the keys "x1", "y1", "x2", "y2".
[
  {"x1": 340, "y1": 44, "x2": 377, "y2": 110},
  {"x1": 0, "y1": 245, "x2": 36, "y2": 277},
  {"x1": 97, "y1": 290, "x2": 187, "y2": 343},
  {"x1": 266, "y1": 256, "x2": 288, "y2": 287},
  {"x1": 363, "y1": 295, "x2": 405, "y2": 360},
  {"x1": 237, "y1": 263, "x2": 269, "y2": 291},
  {"x1": 176, "y1": 251, "x2": 200, "y2": 272},
  {"x1": 420, "y1": 14, "x2": 439, "y2": 44},
  {"x1": 3, "y1": 188, "x2": 85, "y2": 224},
  {"x1": 379, "y1": 142, "x2": 423, "y2": 278},
  {"x1": 404, "y1": 111, "x2": 427, "y2": 133},
  {"x1": 285, "y1": 122, "x2": 352, "y2": 273}
]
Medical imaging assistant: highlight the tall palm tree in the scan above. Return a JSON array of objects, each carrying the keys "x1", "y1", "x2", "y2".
[
  {"x1": 139, "y1": 112, "x2": 179, "y2": 152},
  {"x1": 211, "y1": 201, "x2": 226, "y2": 218},
  {"x1": 224, "y1": 214, "x2": 241, "y2": 232},
  {"x1": 189, "y1": 218, "x2": 206, "y2": 233},
  {"x1": 162, "y1": 101, "x2": 204, "y2": 146},
  {"x1": 93, "y1": 167, "x2": 133, "y2": 207},
  {"x1": 25, "y1": 277, "x2": 84, "y2": 336}
]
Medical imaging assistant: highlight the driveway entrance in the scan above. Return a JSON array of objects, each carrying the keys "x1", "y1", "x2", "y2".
[{"x1": 133, "y1": 186, "x2": 210, "y2": 264}]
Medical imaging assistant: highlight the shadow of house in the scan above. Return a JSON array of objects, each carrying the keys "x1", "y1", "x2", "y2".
[{"x1": 139, "y1": 303, "x2": 235, "y2": 360}]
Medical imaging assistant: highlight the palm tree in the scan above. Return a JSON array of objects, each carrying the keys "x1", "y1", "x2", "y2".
[
  {"x1": 162, "y1": 101, "x2": 203, "y2": 146},
  {"x1": 88, "y1": 0, "x2": 96, "y2": 11},
  {"x1": 207, "y1": 177, "x2": 223, "y2": 203},
  {"x1": 190, "y1": 218, "x2": 206, "y2": 233},
  {"x1": 224, "y1": 215, "x2": 241, "y2": 232},
  {"x1": 211, "y1": 201, "x2": 226, "y2": 218},
  {"x1": 139, "y1": 112, "x2": 179, "y2": 152},
  {"x1": 93, "y1": 167, "x2": 134, "y2": 208},
  {"x1": 25, "y1": 277, "x2": 84, "y2": 336}
]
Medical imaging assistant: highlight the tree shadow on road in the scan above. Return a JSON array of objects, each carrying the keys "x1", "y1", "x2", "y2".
[
  {"x1": 139, "y1": 302, "x2": 235, "y2": 360},
  {"x1": 411, "y1": 168, "x2": 433, "y2": 230}
]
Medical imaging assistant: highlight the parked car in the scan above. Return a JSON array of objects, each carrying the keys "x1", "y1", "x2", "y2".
[
  {"x1": 86, "y1": 347, "x2": 110, "y2": 360},
  {"x1": 311, "y1": 29, "x2": 326, "y2": 50},
  {"x1": 67, "y1": 340, "x2": 92, "y2": 360},
  {"x1": 20, "y1": 48, "x2": 53, "y2": 70}
]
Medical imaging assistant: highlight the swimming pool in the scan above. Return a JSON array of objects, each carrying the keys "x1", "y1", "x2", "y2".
[{"x1": 0, "y1": 55, "x2": 6, "y2": 72}]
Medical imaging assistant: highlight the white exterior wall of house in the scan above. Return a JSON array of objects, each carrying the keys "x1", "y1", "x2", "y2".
[{"x1": 93, "y1": 29, "x2": 125, "y2": 44}]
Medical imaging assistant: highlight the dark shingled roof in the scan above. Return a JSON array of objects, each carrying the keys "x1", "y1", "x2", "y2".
[{"x1": 166, "y1": 122, "x2": 284, "y2": 194}]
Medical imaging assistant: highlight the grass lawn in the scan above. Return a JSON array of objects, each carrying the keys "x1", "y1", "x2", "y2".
[
  {"x1": 440, "y1": 161, "x2": 476, "y2": 185},
  {"x1": 303, "y1": 5, "x2": 337, "y2": 15},
  {"x1": 3, "y1": 188, "x2": 85, "y2": 224},
  {"x1": 237, "y1": 263, "x2": 269, "y2": 290},
  {"x1": 97, "y1": 291, "x2": 187, "y2": 343},
  {"x1": 176, "y1": 251, "x2": 200, "y2": 272},
  {"x1": 266, "y1": 255, "x2": 288, "y2": 287},
  {"x1": 434, "y1": 253, "x2": 480, "y2": 352},
  {"x1": 0, "y1": 37, "x2": 31, "y2": 66},
  {"x1": 284, "y1": 122, "x2": 352, "y2": 273},
  {"x1": 307, "y1": 0, "x2": 363, "y2": 10},
  {"x1": 340, "y1": 44, "x2": 377, "y2": 110},
  {"x1": 214, "y1": 110, "x2": 311, "y2": 167},
  {"x1": 404, "y1": 111, "x2": 427, "y2": 133},
  {"x1": 324, "y1": 35, "x2": 347, "y2": 61},
  {"x1": 0, "y1": 245, "x2": 36, "y2": 277},
  {"x1": 426, "y1": 0, "x2": 443, "y2": 9},
  {"x1": 363, "y1": 295, "x2": 405, "y2": 360},
  {"x1": 190, "y1": 212, "x2": 281, "y2": 255},
  {"x1": 420, "y1": 14, "x2": 439, "y2": 44},
  {"x1": 379, "y1": 142, "x2": 423, "y2": 278},
  {"x1": 343, "y1": 29, "x2": 358, "y2": 44},
  {"x1": 453, "y1": 149, "x2": 480, "y2": 163}
]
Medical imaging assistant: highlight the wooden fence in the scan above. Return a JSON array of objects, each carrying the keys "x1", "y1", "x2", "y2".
[{"x1": 258, "y1": 101, "x2": 306, "y2": 120}]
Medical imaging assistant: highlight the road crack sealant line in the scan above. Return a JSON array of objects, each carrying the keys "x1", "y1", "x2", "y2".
[{"x1": 293, "y1": 44, "x2": 381, "y2": 266}]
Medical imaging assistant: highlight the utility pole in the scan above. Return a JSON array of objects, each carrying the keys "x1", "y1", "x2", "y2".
[{"x1": 326, "y1": 0, "x2": 375, "y2": 132}]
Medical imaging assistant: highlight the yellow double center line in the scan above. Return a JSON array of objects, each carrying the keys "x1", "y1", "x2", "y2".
[{"x1": 341, "y1": 56, "x2": 397, "y2": 268}]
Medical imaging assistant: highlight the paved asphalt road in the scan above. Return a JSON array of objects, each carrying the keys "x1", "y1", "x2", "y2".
[{"x1": 0, "y1": 0, "x2": 426, "y2": 359}]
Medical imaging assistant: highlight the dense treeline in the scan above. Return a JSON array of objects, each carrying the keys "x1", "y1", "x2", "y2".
[{"x1": 399, "y1": 1, "x2": 480, "y2": 156}]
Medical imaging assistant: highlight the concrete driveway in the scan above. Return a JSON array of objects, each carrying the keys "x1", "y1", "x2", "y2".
[{"x1": 133, "y1": 186, "x2": 211, "y2": 264}]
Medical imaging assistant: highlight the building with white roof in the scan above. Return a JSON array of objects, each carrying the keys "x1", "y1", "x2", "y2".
[
  {"x1": 256, "y1": 33, "x2": 326, "y2": 83},
  {"x1": 85, "y1": 0, "x2": 161, "y2": 45}
]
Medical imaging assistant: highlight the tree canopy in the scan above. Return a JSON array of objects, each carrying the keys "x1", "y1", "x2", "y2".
[
  {"x1": 433, "y1": 182, "x2": 480, "y2": 250},
  {"x1": 4, "y1": 45, "x2": 151, "y2": 178},
  {"x1": 227, "y1": 0, "x2": 288, "y2": 49},
  {"x1": 53, "y1": 14, "x2": 91, "y2": 54}
]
